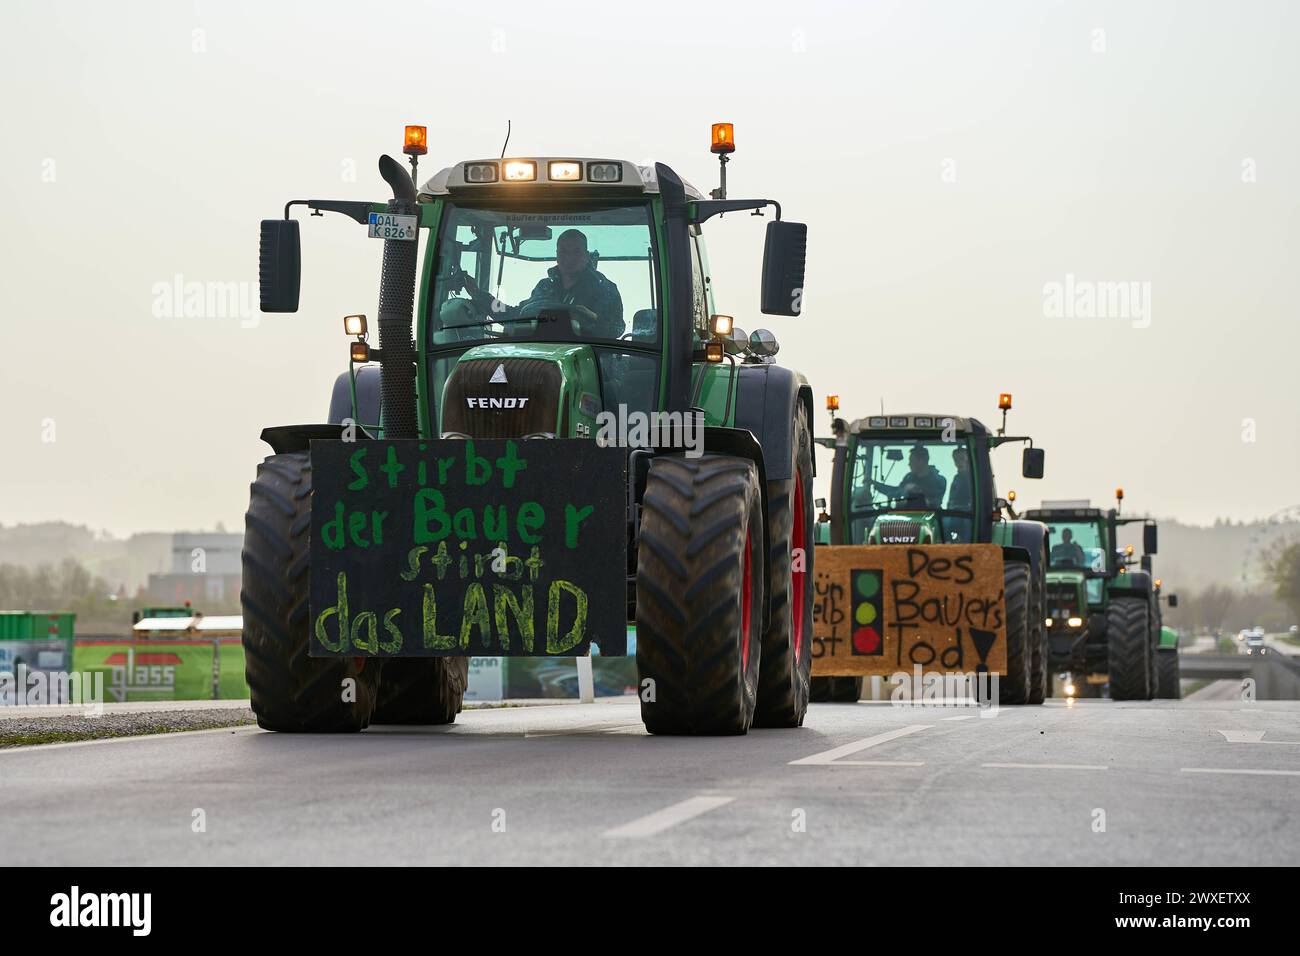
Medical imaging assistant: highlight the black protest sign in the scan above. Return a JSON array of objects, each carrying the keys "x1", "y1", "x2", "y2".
[
  {"x1": 309, "y1": 439, "x2": 627, "y2": 658},
  {"x1": 811, "y1": 544, "x2": 1008, "y2": 677}
]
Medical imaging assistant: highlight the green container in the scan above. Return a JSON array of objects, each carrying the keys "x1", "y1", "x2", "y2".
[{"x1": 0, "y1": 611, "x2": 75, "y2": 641}]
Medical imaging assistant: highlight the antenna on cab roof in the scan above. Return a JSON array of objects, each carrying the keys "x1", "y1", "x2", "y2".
[{"x1": 500, "y1": 120, "x2": 512, "y2": 159}]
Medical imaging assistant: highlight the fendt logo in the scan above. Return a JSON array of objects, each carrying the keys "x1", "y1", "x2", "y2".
[
  {"x1": 49, "y1": 886, "x2": 151, "y2": 936},
  {"x1": 882, "y1": 535, "x2": 919, "y2": 544},
  {"x1": 466, "y1": 397, "x2": 530, "y2": 409}
]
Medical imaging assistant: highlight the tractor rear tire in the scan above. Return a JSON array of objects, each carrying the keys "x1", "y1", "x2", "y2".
[
  {"x1": 635, "y1": 455, "x2": 765, "y2": 735},
  {"x1": 753, "y1": 403, "x2": 814, "y2": 728},
  {"x1": 809, "y1": 676, "x2": 864, "y2": 703},
  {"x1": 372, "y1": 658, "x2": 470, "y2": 725},
  {"x1": 241, "y1": 452, "x2": 380, "y2": 733},
  {"x1": 1155, "y1": 649, "x2": 1181, "y2": 699},
  {"x1": 1027, "y1": 566, "x2": 1048, "y2": 704},
  {"x1": 998, "y1": 561, "x2": 1033, "y2": 705},
  {"x1": 1106, "y1": 597, "x2": 1152, "y2": 701}
]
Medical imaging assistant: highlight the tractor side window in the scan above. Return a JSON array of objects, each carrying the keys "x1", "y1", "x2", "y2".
[{"x1": 689, "y1": 236, "x2": 707, "y2": 333}]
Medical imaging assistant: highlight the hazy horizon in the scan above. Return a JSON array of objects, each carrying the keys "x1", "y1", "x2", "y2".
[{"x1": 3, "y1": 0, "x2": 1297, "y2": 537}]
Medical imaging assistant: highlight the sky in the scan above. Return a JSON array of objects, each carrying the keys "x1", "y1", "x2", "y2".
[{"x1": 1, "y1": 0, "x2": 1297, "y2": 537}]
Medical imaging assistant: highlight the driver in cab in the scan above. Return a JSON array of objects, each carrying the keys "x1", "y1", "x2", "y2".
[
  {"x1": 1051, "y1": 528, "x2": 1087, "y2": 567},
  {"x1": 456, "y1": 228, "x2": 624, "y2": 338},
  {"x1": 863, "y1": 445, "x2": 948, "y2": 509}
]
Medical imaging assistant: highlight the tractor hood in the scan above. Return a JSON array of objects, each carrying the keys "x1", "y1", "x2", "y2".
[{"x1": 439, "y1": 342, "x2": 601, "y2": 440}]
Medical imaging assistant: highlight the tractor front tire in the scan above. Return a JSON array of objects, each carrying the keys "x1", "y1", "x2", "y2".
[
  {"x1": 635, "y1": 455, "x2": 765, "y2": 735},
  {"x1": 753, "y1": 402, "x2": 814, "y2": 728},
  {"x1": 809, "y1": 676, "x2": 864, "y2": 703},
  {"x1": 242, "y1": 451, "x2": 380, "y2": 732},
  {"x1": 1106, "y1": 597, "x2": 1152, "y2": 701},
  {"x1": 998, "y1": 561, "x2": 1033, "y2": 705},
  {"x1": 1155, "y1": 649, "x2": 1181, "y2": 699},
  {"x1": 372, "y1": 658, "x2": 470, "y2": 725}
]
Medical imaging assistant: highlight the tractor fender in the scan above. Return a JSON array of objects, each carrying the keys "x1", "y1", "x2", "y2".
[
  {"x1": 327, "y1": 366, "x2": 382, "y2": 427},
  {"x1": 1003, "y1": 519, "x2": 1049, "y2": 582},
  {"x1": 1000, "y1": 544, "x2": 1032, "y2": 568},
  {"x1": 732, "y1": 364, "x2": 815, "y2": 482},
  {"x1": 259, "y1": 423, "x2": 373, "y2": 455},
  {"x1": 1109, "y1": 569, "x2": 1155, "y2": 600}
]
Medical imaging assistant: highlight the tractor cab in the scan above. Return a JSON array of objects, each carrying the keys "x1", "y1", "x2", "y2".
[
  {"x1": 841, "y1": 420, "x2": 983, "y2": 545},
  {"x1": 821, "y1": 396, "x2": 1045, "y2": 549}
]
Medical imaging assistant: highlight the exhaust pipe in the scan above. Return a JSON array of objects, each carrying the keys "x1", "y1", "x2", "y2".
[{"x1": 376, "y1": 154, "x2": 420, "y2": 440}]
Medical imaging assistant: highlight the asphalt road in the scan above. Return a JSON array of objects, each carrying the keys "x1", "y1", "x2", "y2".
[{"x1": 3, "y1": 695, "x2": 1298, "y2": 865}]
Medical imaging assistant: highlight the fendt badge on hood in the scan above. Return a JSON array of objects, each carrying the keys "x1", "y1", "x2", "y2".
[
  {"x1": 466, "y1": 397, "x2": 530, "y2": 408},
  {"x1": 489, "y1": 363, "x2": 508, "y2": 384}
]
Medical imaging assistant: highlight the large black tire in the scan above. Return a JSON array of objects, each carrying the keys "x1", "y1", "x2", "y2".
[
  {"x1": 1027, "y1": 563, "x2": 1048, "y2": 704},
  {"x1": 809, "y1": 676, "x2": 864, "y2": 703},
  {"x1": 753, "y1": 402, "x2": 814, "y2": 727},
  {"x1": 1106, "y1": 597, "x2": 1152, "y2": 701},
  {"x1": 372, "y1": 658, "x2": 469, "y2": 725},
  {"x1": 242, "y1": 452, "x2": 380, "y2": 732},
  {"x1": 998, "y1": 561, "x2": 1032, "y2": 705},
  {"x1": 635, "y1": 455, "x2": 765, "y2": 735},
  {"x1": 1155, "y1": 649, "x2": 1181, "y2": 699}
]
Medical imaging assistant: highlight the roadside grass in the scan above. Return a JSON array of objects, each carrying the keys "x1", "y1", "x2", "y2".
[{"x1": 0, "y1": 712, "x2": 256, "y2": 749}]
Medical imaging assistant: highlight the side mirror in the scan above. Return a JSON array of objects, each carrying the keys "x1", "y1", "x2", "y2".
[
  {"x1": 1168, "y1": 594, "x2": 1178, "y2": 608},
  {"x1": 760, "y1": 220, "x2": 807, "y2": 316},
  {"x1": 1022, "y1": 447, "x2": 1045, "y2": 479},
  {"x1": 259, "y1": 219, "x2": 301, "y2": 313},
  {"x1": 1144, "y1": 523, "x2": 1158, "y2": 555}
]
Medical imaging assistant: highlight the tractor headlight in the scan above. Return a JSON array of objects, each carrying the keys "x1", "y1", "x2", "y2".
[
  {"x1": 1067, "y1": 616, "x2": 1084, "y2": 629},
  {"x1": 503, "y1": 160, "x2": 537, "y2": 182}
]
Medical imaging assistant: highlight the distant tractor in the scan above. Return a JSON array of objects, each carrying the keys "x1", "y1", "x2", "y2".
[
  {"x1": 1025, "y1": 490, "x2": 1175, "y2": 700},
  {"x1": 245, "y1": 124, "x2": 816, "y2": 735},
  {"x1": 810, "y1": 394, "x2": 1050, "y2": 705}
]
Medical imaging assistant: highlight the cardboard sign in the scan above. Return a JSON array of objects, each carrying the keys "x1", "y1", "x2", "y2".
[
  {"x1": 309, "y1": 439, "x2": 627, "y2": 658},
  {"x1": 811, "y1": 544, "x2": 1007, "y2": 677}
]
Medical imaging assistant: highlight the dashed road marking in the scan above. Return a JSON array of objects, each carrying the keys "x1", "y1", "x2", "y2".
[
  {"x1": 790, "y1": 725, "x2": 931, "y2": 766},
  {"x1": 982, "y1": 762, "x2": 1108, "y2": 771},
  {"x1": 942, "y1": 715, "x2": 977, "y2": 721},
  {"x1": 602, "y1": 795, "x2": 735, "y2": 838},
  {"x1": 1181, "y1": 768, "x2": 1300, "y2": 777},
  {"x1": 1216, "y1": 730, "x2": 1300, "y2": 745}
]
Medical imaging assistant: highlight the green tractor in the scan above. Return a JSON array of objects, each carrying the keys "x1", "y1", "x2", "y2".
[
  {"x1": 245, "y1": 124, "x2": 817, "y2": 735},
  {"x1": 1023, "y1": 490, "x2": 1175, "y2": 700},
  {"x1": 811, "y1": 394, "x2": 1050, "y2": 705}
]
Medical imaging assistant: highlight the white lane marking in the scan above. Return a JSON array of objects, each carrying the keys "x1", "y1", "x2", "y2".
[
  {"x1": 1216, "y1": 730, "x2": 1300, "y2": 745},
  {"x1": 1181, "y1": 768, "x2": 1300, "y2": 777},
  {"x1": 0, "y1": 725, "x2": 260, "y2": 755},
  {"x1": 982, "y1": 762, "x2": 1108, "y2": 771},
  {"x1": 790, "y1": 724, "x2": 931, "y2": 766},
  {"x1": 831, "y1": 760, "x2": 925, "y2": 767},
  {"x1": 942, "y1": 715, "x2": 977, "y2": 721},
  {"x1": 602, "y1": 795, "x2": 735, "y2": 838}
]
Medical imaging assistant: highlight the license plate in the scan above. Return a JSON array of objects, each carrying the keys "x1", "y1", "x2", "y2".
[{"x1": 367, "y1": 213, "x2": 417, "y2": 240}]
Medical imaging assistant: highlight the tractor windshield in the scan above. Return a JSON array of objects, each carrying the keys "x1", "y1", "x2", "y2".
[
  {"x1": 426, "y1": 201, "x2": 660, "y2": 348},
  {"x1": 1045, "y1": 520, "x2": 1107, "y2": 572},
  {"x1": 846, "y1": 435, "x2": 978, "y2": 543}
]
